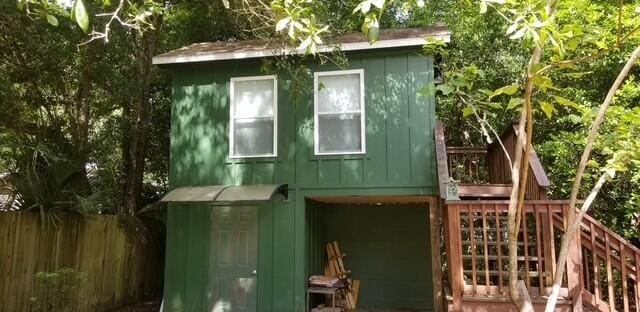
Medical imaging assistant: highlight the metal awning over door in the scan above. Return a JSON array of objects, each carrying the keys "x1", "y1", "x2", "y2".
[{"x1": 160, "y1": 184, "x2": 288, "y2": 204}]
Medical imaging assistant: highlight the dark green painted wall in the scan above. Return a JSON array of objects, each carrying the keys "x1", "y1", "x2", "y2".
[{"x1": 165, "y1": 49, "x2": 438, "y2": 312}]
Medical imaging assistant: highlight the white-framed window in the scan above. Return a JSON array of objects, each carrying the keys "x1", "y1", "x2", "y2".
[
  {"x1": 229, "y1": 75, "x2": 278, "y2": 158},
  {"x1": 314, "y1": 69, "x2": 366, "y2": 155}
]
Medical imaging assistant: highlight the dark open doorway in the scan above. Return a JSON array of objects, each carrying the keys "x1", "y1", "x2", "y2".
[{"x1": 307, "y1": 197, "x2": 434, "y2": 312}]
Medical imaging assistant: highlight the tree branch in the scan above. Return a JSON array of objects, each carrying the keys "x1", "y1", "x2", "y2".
[
  {"x1": 534, "y1": 24, "x2": 640, "y2": 77},
  {"x1": 544, "y1": 44, "x2": 640, "y2": 312},
  {"x1": 509, "y1": 1, "x2": 557, "y2": 309}
]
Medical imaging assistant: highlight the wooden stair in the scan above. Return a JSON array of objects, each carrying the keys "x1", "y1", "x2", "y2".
[
  {"x1": 551, "y1": 211, "x2": 640, "y2": 312},
  {"x1": 436, "y1": 120, "x2": 640, "y2": 311}
]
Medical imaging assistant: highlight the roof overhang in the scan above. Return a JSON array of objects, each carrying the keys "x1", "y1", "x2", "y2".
[
  {"x1": 152, "y1": 26, "x2": 450, "y2": 65},
  {"x1": 160, "y1": 184, "x2": 288, "y2": 204}
]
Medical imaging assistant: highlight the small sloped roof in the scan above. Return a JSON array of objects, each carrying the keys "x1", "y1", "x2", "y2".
[
  {"x1": 153, "y1": 26, "x2": 450, "y2": 65},
  {"x1": 160, "y1": 184, "x2": 288, "y2": 203}
]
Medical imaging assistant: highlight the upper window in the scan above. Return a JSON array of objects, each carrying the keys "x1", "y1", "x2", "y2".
[
  {"x1": 229, "y1": 75, "x2": 277, "y2": 158},
  {"x1": 314, "y1": 69, "x2": 366, "y2": 155}
]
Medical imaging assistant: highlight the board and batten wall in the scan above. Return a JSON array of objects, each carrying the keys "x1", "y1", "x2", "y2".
[
  {"x1": 0, "y1": 212, "x2": 163, "y2": 312},
  {"x1": 164, "y1": 49, "x2": 438, "y2": 312}
]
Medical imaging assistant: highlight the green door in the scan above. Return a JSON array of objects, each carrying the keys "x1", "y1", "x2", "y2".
[{"x1": 210, "y1": 206, "x2": 258, "y2": 312}]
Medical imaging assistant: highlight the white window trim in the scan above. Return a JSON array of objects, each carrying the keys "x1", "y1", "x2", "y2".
[
  {"x1": 229, "y1": 75, "x2": 278, "y2": 159},
  {"x1": 313, "y1": 69, "x2": 366, "y2": 156}
]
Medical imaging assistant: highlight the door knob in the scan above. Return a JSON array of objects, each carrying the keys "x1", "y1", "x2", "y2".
[{"x1": 251, "y1": 270, "x2": 257, "y2": 276}]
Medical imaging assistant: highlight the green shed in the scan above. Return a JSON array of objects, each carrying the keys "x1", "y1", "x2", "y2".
[{"x1": 153, "y1": 26, "x2": 450, "y2": 312}]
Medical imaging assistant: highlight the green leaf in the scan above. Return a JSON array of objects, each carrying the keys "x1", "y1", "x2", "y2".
[
  {"x1": 479, "y1": 89, "x2": 494, "y2": 97},
  {"x1": 352, "y1": 3, "x2": 363, "y2": 14},
  {"x1": 510, "y1": 26, "x2": 527, "y2": 40},
  {"x1": 539, "y1": 101, "x2": 555, "y2": 119},
  {"x1": 297, "y1": 36, "x2": 313, "y2": 52},
  {"x1": 17, "y1": 0, "x2": 25, "y2": 11},
  {"x1": 479, "y1": 1, "x2": 487, "y2": 14},
  {"x1": 506, "y1": 22, "x2": 519, "y2": 35},
  {"x1": 604, "y1": 167, "x2": 616, "y2": 179},
  {"x1": 462, "y1": 106, "x2": 474, "y2": 117},
  {"x1": 420, "y1": 83, "x2": 436, "y2": 97},
  {"x1": 46, "y1": 14, "x2": 59, "y2": 27},
  {"x1": 71, "y1": 0, "x2": 90, "y2": 33},
  {"x1": 507, "y1": 97, "x2": 523, "y2": 110},
  {"x1": 489, "y1": 84, "x2": 519, "y2": 99},
  {"x1": 371, "y1": 0, "x2": 384, "y2": 9},
  {"x1": 436, "y1": 84, "x2": 453, "y2": 95},
  {"x1": 275, "y1": 17, "x2": 290, "y2": 32},
  {"x1": 553, "y1": 95, "x2": 583, "y2": 111},
  {"x1": 367, "y1": 24, "x2": 379, "y2": 44},
  {"x1": 363, "y1": 15, "x2": 379, "y2": 44},
  {"x1": 361, "y1": 0, "x2": 371, "y2": 13}
]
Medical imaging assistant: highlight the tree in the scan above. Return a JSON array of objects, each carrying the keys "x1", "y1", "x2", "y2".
[{"x1": 6, "y1": 1, "x2": 640, "y2": 309}]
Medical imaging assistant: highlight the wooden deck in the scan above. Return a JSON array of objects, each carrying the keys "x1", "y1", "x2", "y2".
[{"x1": 435, "y1": 121, "x2": 640, "y2": 312}]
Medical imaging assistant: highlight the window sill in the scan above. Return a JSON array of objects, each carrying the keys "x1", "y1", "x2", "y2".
[
  {"x1": 226, "y1": 155, "x2": 279, "y2": 164},
  {"x1": 310, "y1": 153, "x2": 369, "y2": 161}
]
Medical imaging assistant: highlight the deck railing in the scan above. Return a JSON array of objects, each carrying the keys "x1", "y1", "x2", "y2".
[
  {"x1": 445, "y1": 200, "x2": 572, "y2": 309},
  {"x1": 446, "y1": 200, "x2": 640, "y2": 312},
  {"x1": 446, "y1": 147, "x2": 489, "y2": 184},
  {"x1": 435, "y1": 121, "x2": 549, "y2": 200},
  {"x1": 436, "y1": 120, "x2": 640, "y2": 311}
]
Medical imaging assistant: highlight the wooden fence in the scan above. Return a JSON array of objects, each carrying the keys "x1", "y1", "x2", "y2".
[{"x1": 0, "y1": 212, "x2": 164, "y2": 312}]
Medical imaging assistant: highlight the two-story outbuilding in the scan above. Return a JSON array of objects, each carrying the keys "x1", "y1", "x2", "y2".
[{"x1": 154, "y1": 26, "x2": 450, "y2": 312}]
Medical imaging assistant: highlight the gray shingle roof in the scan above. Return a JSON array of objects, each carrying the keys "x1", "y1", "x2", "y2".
[{"x1": 153, "y1": 26, "x2": 450, "y2": 65}]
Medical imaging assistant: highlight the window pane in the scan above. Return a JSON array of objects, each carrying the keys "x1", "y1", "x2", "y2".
[
  {"x1": 318, "y1": 114, "x2": 362, "y2": 153},
  {"x1": 317, "y1": 73, "x2": 361, "y2": 113},
  {"x1": 234, "y1": 118, "x2": 274, "y2": 156},
  {"x1": 233, "y1": 79, "x2": 274, "y2": 118}
]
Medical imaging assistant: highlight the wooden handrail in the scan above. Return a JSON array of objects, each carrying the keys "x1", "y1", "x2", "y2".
[
  {"x1": 550, "y1": 212, "x2": 640, "y2": 279},
  {"x1": 578, "y1": 214, "x2": 640, "y2": 311},
  {"x1": 548, "y1": 207, "x2": 640, "y2": 312},
  {"x1": 527, "y1": 148, "x2": 550, "y2": 188}
]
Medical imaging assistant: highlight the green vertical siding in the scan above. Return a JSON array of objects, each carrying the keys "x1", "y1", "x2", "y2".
[
  {"x1": 165, "y1": 49, "x2": 438, "y2": 312},
  {"x1": 164, "y1": 206, "x2": 189, "y2": 311},
  {"x1": 169, "y1": 51, "x2": 436, "y2": 190}
]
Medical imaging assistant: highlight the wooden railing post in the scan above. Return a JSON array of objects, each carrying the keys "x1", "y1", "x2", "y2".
[
  {"x1": 564, "y1": 204, "x2": 584, "y2": 311},
  {"x1": 429, "y1": 197, "x2": 444, "y2": 312},
  {"x1": 539, "y1": 205, "x2": 557, "y2": 290},
  {"x1": 445, "y1": 203, "x2": 463, "y2": 311}
]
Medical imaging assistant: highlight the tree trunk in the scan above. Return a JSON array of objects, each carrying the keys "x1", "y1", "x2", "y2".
[
  {"x1": 508, "y1": 1, "x2": 558, "y2": 309},
  {"x1": 508, "y1": 32, "x2": 543, "y2": 312},
  {"x1": 68, "y1": 42, "x2": 98, "y2": 195},
  {"x1": 71, "y1": 43, "x2": 96, "y2": 164},
  {"x1": 120, "y1": 15, "x2": 163, "y2": 215}
]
